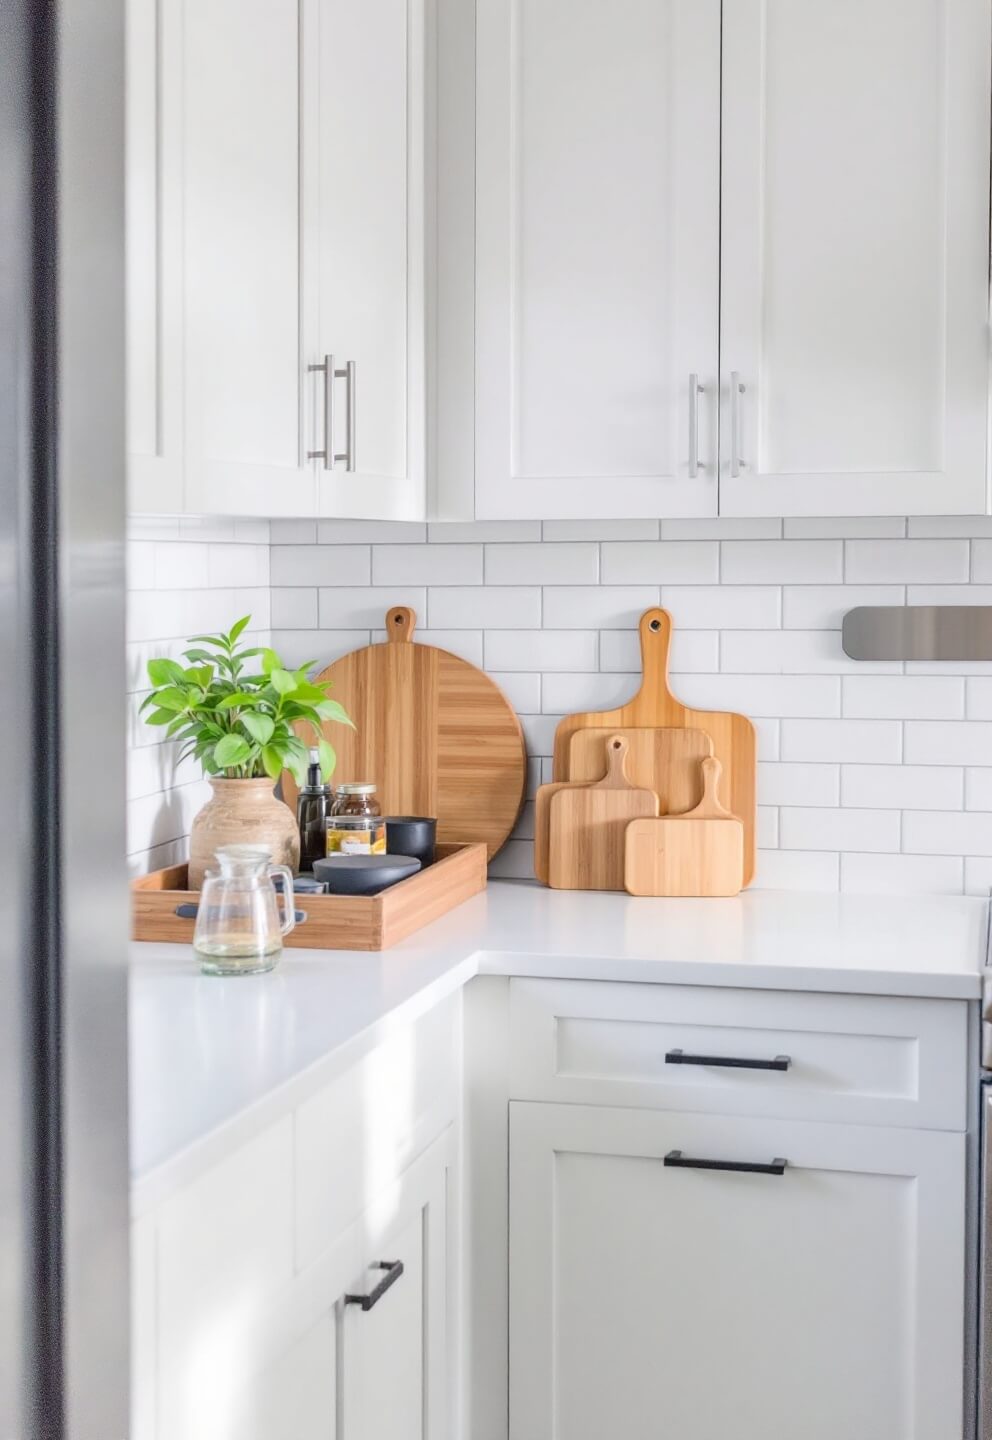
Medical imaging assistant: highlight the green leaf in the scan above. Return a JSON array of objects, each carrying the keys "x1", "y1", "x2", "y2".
[
  {"x1": 147, "y1": 657, "x2": 186, "y2": 687},
  {"x1": 315, "y1": 698, "x2": 355, "y2": 728},
  {"x1": 229, "y1": 614, "x2": 252, "y2": 645},
  {"x1": 187, "y1": 633, "x2": 227, "y2": 649},
  {"x1": 184, "y1": 664, "x2": 214, "y2": 688},
  {"x1": 214, "y1": 733, "x2": 251, "y2": 768},
  {"x1": 260, "y1": 648, "x2": 281, "y2": 676},
  {"x1": 182, "y1": 648, "x2": 217, "y2": 663},
  {"x1": 317, "y1": 737, "x2": 337, "y2": 780},
  {"x1": 151, "y1": 687, "x2": 191, "y2": 713},
  {"x1": 144, "y1": 708, "x2": 176, "y2": 726},
  {"x1": 241, "y1": 712, "x2": 275, "y2": 746},
  {"x1": 213, "y1": 691, "x2": 259, "y2": 711},
  {"x1": 261, "y1": 744, "x2": 285, "y2": 780},
  {"x1": 270, "y1": 668, "x2": 297, "y2": 697}
]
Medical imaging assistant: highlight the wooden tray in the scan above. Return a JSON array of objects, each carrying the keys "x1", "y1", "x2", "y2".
[{"x1": 132, "y1": 843, "x2": 487, "y2": 952}]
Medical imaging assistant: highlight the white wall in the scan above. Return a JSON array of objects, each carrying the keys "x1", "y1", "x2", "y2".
[{"x1": 128, "y1": 513, "x2": 992, "y2": 895}]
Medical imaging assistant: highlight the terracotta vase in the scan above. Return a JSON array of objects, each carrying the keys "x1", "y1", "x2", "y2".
[{"x1": 188, "y1": 778, "x2": 299, "y2": 890}]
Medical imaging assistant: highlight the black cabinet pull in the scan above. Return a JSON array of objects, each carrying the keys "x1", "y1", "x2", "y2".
[
  {"x1": 345, "y1": 1259, "x2": 404, "y2": 1312},
  {"x1": 665, "y1": 1048, "x2": 791, "y2": 1072},
  {"x1": 664, "y1": 1150, "x2": 787, "y2": 1176}
]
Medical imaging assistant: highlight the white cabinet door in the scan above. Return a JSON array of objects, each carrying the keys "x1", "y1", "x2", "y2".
[
  {"x1": 126, "y1": 0, "x2": 183, "y2": 513},
  {"x1": 474, "y1": 0, "x2": 720, "y2": 519},
  {"x1": 182, "y1": 0, "x2": 319, "y2": 517},
  {"x1": 510, "y1": 1103, "x2": 965, "y2": 1440},
  {"x1": 250, "y1": 1313, "x2": 338, "y2": 1440},
  {"x1": 720, "y1": 0, "x2": 991, "y2": 517},
  {"x1": 315, "y1": 0, "x2": 427, "y2": 521}
]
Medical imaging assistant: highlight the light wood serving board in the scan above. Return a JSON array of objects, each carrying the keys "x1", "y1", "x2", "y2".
[
  {"x1": 548, "y1": 735, "x2": 659, "y2": 891},
  {"x1": 534, "y1": 779, "x2": 590, "y2": 886},
  {"x1": 282, "y1": 607, "x2": 526, "y2": 859},
  {"x1": 625, "y1": 757, "x2": 744, "y2": 898},
  {"x1": 567, "y1": 726, "x2": 714, "y2": 811},
  {"x1": 553, "y1": 608, "x2": 757, "y2": 883}
]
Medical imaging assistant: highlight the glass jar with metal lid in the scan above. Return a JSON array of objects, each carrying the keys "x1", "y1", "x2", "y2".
[
  {"x1": 327, "y1": 783, "x2": 385, "y2": 855},
  {"x1": 331, "y1": 782, "x2": 381, "y2": 820}
]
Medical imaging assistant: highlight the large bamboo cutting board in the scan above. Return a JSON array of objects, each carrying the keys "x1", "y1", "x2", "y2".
[
  {"x1": 282, "y1": 607, "x2": 526, "y2": 859},
  {"x1": 553, "y1": 608, "x2": 757, "y2": 883}
]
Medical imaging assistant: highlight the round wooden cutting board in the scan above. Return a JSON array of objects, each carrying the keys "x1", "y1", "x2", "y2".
[{"x1": 282, "y1": 607, "x2": 527, "y2": 859}]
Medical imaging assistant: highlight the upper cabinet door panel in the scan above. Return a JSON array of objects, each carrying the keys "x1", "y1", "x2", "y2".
[
  {"x1": 475, "y1": 0, "x2": 720, "y2": 519},
  {"x1": 720, "y1": 0, "x2": 991, "y2": 517},
  {"x1": 316, "y1": 0, "x2": 426, "y2": 521},
  {"x1": 183, "y1": 0, "x2": 318, "y2": 517}
]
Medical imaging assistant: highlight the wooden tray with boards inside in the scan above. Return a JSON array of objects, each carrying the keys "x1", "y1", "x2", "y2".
[{"x1": 131, "y1": 843, "x2": 487, "y2": 953}]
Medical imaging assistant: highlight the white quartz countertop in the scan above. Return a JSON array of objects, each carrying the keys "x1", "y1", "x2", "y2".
[{"x1": 130, "y1": 881, "x2": 989, "y2": 1212}]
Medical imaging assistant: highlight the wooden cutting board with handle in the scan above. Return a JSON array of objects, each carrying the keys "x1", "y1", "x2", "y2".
[
  {"x1": 553, "y1": 607, "x2": 757, "y2": 883},
  {"x1": 548, "y1": 735, "x2": 659, "y2": 891},
  {"x1": 625, "y1": 756, "x2": 744, "y2": 897},
  {"x1": 567, "y1": 725, "x2": 714, "y2": 811},
  {"x1": 281, "y1": 606, "x2": 526, "y2": 859}
]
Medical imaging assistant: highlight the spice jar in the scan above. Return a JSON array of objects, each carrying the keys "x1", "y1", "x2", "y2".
[{"x1": 326, "y1": 783, "x2": 386, "y2": 855}]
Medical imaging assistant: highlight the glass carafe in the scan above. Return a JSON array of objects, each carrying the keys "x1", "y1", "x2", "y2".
[{"x1": 193, "y1": 844, "x2": 295, "y2": 976}]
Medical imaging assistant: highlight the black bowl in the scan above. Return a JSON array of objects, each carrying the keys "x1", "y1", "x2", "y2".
[
  {"x1": 313, "y1": 853, "x2": 421, "y2": 896},
  {"x1": 385, "y1": 816, "x2": 437, "y2": 869}
]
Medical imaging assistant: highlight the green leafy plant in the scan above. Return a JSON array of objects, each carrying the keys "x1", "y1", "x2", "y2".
[{"x1": 141, "y1": 615, "x2": 352, "y2": 786}]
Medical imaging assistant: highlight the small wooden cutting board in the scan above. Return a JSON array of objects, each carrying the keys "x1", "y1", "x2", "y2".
[
  {"x1": 548, "y1": 735, "x2": 659, "y2": 892},
  {"x1": 624, "y1": 756, "x2": 744, "y2": 898}
]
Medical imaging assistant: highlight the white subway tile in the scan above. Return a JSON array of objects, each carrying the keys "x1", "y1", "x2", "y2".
[
  {"x1": 757, "y1": 762, "x2": 840, "y2": 808},
  {"x1": 234, "y1": 518, "x2": 270, "y2": 544},
  {"x1": 721, "y1": 629, "x2": 898, "y2": 675},
  {"x1": 271, "y1": 588, "x2": 318, "y2": 629},
  {"x1": 780, "y1": 806, "x2": 899, "y2": 853},
  {"x1": 909, "y1": 517, "x2": 992, "y2": 537},
  {"x1": 236, "y1": 587, "x2": 270, "y2": 631},
  {"x1": 907, "y1": 584, "x2": 992, "y2": 606},
  {"x1": 127, "y1": 587, "x2": 240, "y2": 643},
  {"x1": 208, "y1": 543, "x2": 266, "y2": 588},
  {"x1": 840, "y1": 853, "x2": 963, "y2": 895},
  {"x1": 489, "y1": 672, "x2": 542, "y2": 714},
  {"x1": 967, "y1": 679, "x2": 992, "y2": 718},
  {"x1": 486, "y1": 543, "x2": 598, "y2": 585},
  {"x1": 757, "y1": 806, "x2": 779, "y2": 848},
  {"x1": 317, "y1": 587, "x2": 426, "y2": 629},
  {"x1": 178, "y1": 516, "x2": 237, "y2": 542},
  {"x1": 845, "y1": 539, "x2": 969, "y2": 584},
  {"x1": 427, "y1": 586, "x2": 542, "y2": 629},
  {"x1": 722, "y1": 540, "x2": 842, "y2": 585},
  {"x1": 269, "y1": 519, "x2": 317, "y2": 544},
  {"x1": 661, "y1": 585, "x2": 780, "y2": 630},
  {"x1": 600, "y1": 541, "x2": 719, "y2": 585},
  {"x1": 903, "y1": 810, "x2": 992, "y2": 856},
  {"x1": 428, "y1": 520, "x2": 541, "y2": 542},
  {"x1": 511, "y1": 802, "x2": 536, "y2": 841},
  {"x1": 526, "y1": 757, "x2": 542, "y2": 798},
  {"x1": 965, "y1": 768, "x2": 992, "y2": 810},
  {"x1": 487, "y1": 840, "x2": 536, "y2": 879},
  {"x1": 542, "y1": 673, "x2": 638, "y2": 714},
  {"x1": 126, "y1": 541, "x2": 156, "y2": 587},
  {"x1": 372, "y1": 543, "x2": 481, "y2": 586},
  {"x1": 544, "y1": 519, "x2": 659, "y2": 540},
  {"x1": 127, "y1": 741, "x2": 199, "y2": 801},
  {"x1": 127, "y1": 780, "x2": 212, "y2": 855},
  {"x1": 781, "y1": 719, "x2": 902, "y2": 763},
  {"x1": 904, "y1": 721, "x2": 992, "y2": 766},
  {"x1": 155, "y1": 542, "x2": 209, "y2": 590},
  {"x1": 840, "y1": 764, "x2": 963, "y2": 810},
  {"x1": 749, "y1": 850, "x2": 839, "y2": 891},
  {"x1": 660, "y1": 518, "x2": 781, "y2": 540},
  {"x1": 842, "y1": 676, "x2": 964, "y2": 720},
  {"x1": 965, "y1": 857, "x2": 992, "y2": 893},
  {"x1": 372, "y1": 628, "x2": 484, "y2": 666},
  {"x1": 671, "y1": 674, "x2": 840, "y2": 719},
  {"x1": 969, "y1": 542, "x2": 992, "y2": 583},
  {"x1": 318, "y1": 519, "x2": 427, "y2": 544},
  {"x1": 600, "y1": 629, "x2": 718, "y2": 674},
  {"x1": 520, "y1": 713, "x2": 560, "y2": 757},
  {"x1": 271, "y1": 545, "x2": 371, "y2": 587},
  {"x1": 127, "y1": 516, "x2": 180, "y2": 542},
  {"x1": 542, "y1": 586, "x2": 660, "y2": 628},
  {"x1": 782, "y1": 585, "x2": 904, "y2": 630},
  {"x1": 753, "y1": 718, "x2": 780, "y2": 762},
  {"x1": 784, "y1": 518, "x2": 906, "y2": 538},
  {"x1": 270, "y1": 629, "x2": 370, "y2": 669},
  {"x1": 485, "y1": 630, "x2": 598, "y2": 673}
]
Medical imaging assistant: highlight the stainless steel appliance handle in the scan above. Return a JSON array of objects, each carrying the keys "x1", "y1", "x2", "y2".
[
  {"x1": 688, "y1": 373, "x2": 703, "y2": 478},
  {"x1": 730, "y1": 370, "x2": 746, "y2": 477}
]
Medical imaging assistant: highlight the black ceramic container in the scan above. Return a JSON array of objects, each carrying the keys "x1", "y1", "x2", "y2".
[
  {"x1": 313, "y1": 853, "x2": 421, "y2": 896},
  {"x1": 385, "y1": 816, "x2": 437, "y2": 869}
]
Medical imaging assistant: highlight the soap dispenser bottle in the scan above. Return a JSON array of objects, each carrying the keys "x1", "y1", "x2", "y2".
[{"x1": 296, "y1": 747, "x2": 333, "y2": 873}]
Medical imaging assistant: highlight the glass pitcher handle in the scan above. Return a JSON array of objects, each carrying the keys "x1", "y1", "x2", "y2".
[{"x1": 269, "y1": 866, "x2": 296, "y2": 936}]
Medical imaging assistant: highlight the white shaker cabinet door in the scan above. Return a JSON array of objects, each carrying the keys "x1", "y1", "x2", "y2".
[
  {"x1": 182, "y1": 0, "x2": 319, "y2": 517},
  {"x1": 315, "y1": 0, "x2": 427, "y2": 521},
  {"x1": 509, "y1": 1103, "x2": 965, "y2": 1440},
  {"x1": 126, "y1": 0, "x2": 183, "y2": 513},
  {"x1": 474, "y1": 0, "x2": 721, "y2": 519},
  {"x1": 719, "y1": 0, "x2": 991, "y2": 517}
]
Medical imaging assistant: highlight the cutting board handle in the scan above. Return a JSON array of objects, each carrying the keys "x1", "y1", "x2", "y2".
[
  {"x1": 638, "y1": 607, "x2": 674, "y2": 698},
  {"x1": 595, "y1": 734, "x2": 633, "y2": 790},
  {"x1": 386, "y1": 606, "x2": 417, "y2": 643},
  {"x1": 685, "y1": 756, "x2": 737, "y2": 821}
]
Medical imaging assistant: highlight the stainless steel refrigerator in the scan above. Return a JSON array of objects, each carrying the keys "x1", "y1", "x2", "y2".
[{"x1": 1, "y1": 0, "x2": 129, "y2": 1435}]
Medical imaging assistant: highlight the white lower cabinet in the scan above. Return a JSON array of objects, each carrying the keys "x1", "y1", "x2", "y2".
[{"x1": 509, "y1": 1101, "x2": 965, "y2": 1440}]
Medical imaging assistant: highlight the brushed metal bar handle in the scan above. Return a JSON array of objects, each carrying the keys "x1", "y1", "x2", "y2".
[
  {"x1": 688, "y1": 373, "x2": 703, "y2": 478},
  {"x1": 307, "y1": 354, "x2": 354, "y2": 469},
  {"x1": 730, "y1": 371, "x2": 746, "y2": 477},
  {"x1": 344, "y1": 358, "x2": 356, "y2": 472},
  {"x1": 664, "y1": 1150, "x2": 787, "y2": 1177},
  {"x1": 665, "y1": 1048, "x2": 791, "y2": 1072},
  {"x1": 345, "y1": 1259, "x2": 404, "y2": 1311}
]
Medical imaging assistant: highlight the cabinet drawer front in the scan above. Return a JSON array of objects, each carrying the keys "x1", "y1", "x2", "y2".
[{"x1": 509, "y1": 979, "x2": 968, "y2": 1130}]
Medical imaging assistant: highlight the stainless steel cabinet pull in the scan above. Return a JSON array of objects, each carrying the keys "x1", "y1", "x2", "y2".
[
  {"x1": 730, "y1": 371, "x2": 746, "y2": 477},
  {"x1": 308, "y1": 354, "x2": 356, "y2": 472},
  {"x1": 344, "y1": 1259, "x2": 404, "y2": 1311},
  {"x1": 665, "y1": 1048, "x2": 791, "y2": 1072},
  {"x1": 688, "y1": 373, "x2": 704, "y2": 478},
  {"x1": 664, "y1": 1150, "x2": 787, "y2": 1177}
]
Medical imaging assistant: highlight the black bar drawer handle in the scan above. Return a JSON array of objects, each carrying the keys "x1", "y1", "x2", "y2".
[
  {"x1": 665, "y1": 1048, "x2": 791, "y2": 1072},
  {"x1": 664, "y1": 1150, "x2": 787, "y2": 1177},
  {"x1": 345, "y1": 1259, "x2": 404, "y2": 1312}
]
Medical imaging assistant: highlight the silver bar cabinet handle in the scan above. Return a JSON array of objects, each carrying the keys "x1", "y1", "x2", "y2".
[
  {"x1": 688, "y1": 373, "x2": 703, "y2": 478},
  {"x1": 730, "y1": 371, "x2": 746, "y2": 477},
  {"x1": 307, "y1": 354, "x2": 355, "y2": 470},
  {"x1": 344, "y1": 358, "x2": 356, "y2": 472}
]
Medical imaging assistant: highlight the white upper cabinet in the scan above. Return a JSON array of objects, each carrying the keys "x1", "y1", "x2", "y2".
[
  {"x1": 473, "y1": 0, "x2": 721, "y2": 519},
  {"x1": 126, "y1": 0, "x2": 183, "y2": 513},
  {"x1": 719, "y1": 0, "x2": 991, "y2": 517},
  {"x1": 316, "y1": 0, "x2": 427, "y2": 520}
]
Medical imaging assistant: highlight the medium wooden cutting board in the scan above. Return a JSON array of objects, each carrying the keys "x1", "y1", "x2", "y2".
[
  {"x1": 282, "y1": 607, "x2": 526, "y2": 859},
  {"x1": 625, "y1": 756, "x2": 744, "y2": 897},
  {"x1": 553, "y1": 607, "x2": 757, "y2": 883},
  {"x1": 567, "y1": 725, "x2": 714, "y2": 812},
  {"x1": 548, "y1": 735, "x2": 659, "y2": 891}
]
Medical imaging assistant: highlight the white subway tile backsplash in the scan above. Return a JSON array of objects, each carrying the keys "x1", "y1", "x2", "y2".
[
  {"x1": 600, "y1": 541, "x2": 718, "y2": 585},
  {"x1": 780, "y1": 806, "x2": 899, "y2": 853},
  {"x1": 749, "y1": 850, "x2": 839, "y2": 891},
  {"x1": 660, "y1": 518, "x2": 781, "y2": 540},
  {"x1": 319, "y1": 520, "x2": 427, "y2": 544},
  {"x1": 486, "y1": 542, "x2": 598, "y2": 585},
  {"x1": 721, "y1": 629, "x2": 894, "y2": 675},
  {"x1": 757, "y1": 762, "x2": 840, "y2": 808},
  {"x1": 969, "y1": 541, "x2": 992, "y2": 582},
  {"x1": 429, "y1": 520, "x2": 541, "y2": 542},
  {"x1": 661, "y1": 586, "x2": 780, "y2": 630},
  {"x1": 269, "y1": 519, "x2": 317, "y2": 544},
  {"x1": 318, "y1": 587, "x2": 427, "y2": 628},
  {"x1": 965, "y1": 769, "x2": 992, "y2": 811},
  {"x1": 208, "y1": 543, "x2": 268, "y2": 588},
  {"x1": 519, "y1": 713, "x2": 561, "y2": 756},
  {"x1": 904, "y1": 721, "x2": 992, "y2": 766},
  {"x1": 839, "y1": 853, "x2": 964, "y2": 895},
  {"x1": 373, "y1": 543, "x2": 482, "y2": 585},
  {"x1": 542, "y1": 586, "x2": 660, "y2": 628},
  {"x1": 721, "y1": 540, "x2": 843, "y2": 585},
  {"x1": 673, "y1": 673, "x2": 840, "y2": 719},
  {"x1": 271, "y1": 587, "x2": 319, "y2": 629},
  {"x1": 544, "y1": 519, "x2": 659, "y2": 540},
  {"x1": 840, "y1": 764, "x2": 963, "y2": 811},
  {"x1": 784, "y1": 518, "x2": 906, "y2": 538},
  {"x1": 967, "y1": 679, "x2": 992, "y2": 718},
  {"x1": 908, "y1": 517, "x2": 992, "y2": 537},
  {"x1": 842, "y1": 676, "x2": 964, "y2": 720},
  {"x1": 271, "y1": 545, "x2": 371, "y2": 587},
  {"x1": 427, "y1": 586, "x2": 542, "y2": 629},
  {"x1": 782, "y1": 585, "x2": 904, "y2": 630},
  {"x1": 484, "y1": 630, "x2": 599, "y2": 673},
  {"x1": 373, "y1": 628, "x2": 484, "y2": 665},
  {"x1": 781, "y1": 719, "x2": 902, "y2": 763},
  {"x1": 845, "y1": 539, "x2": 970, "y2": 584},
  {"x1": 599, "y1": 628, "x2": 719, "y2": 674},
  {"x1": 542, "y1": 672, "x2": 638, "y2": 715},
  {"x1": 155, "y1": 542, "x2": 209, "y2": 590},
  {"x1": 903, "y1": 810, "x2": 992, "y2": 856},
  {"x1": 489, "y1": 672, "x2": 542, "y2": 714},
  {"x1": 270, "y1": 630, "x2": 370, "y2": 668}
]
